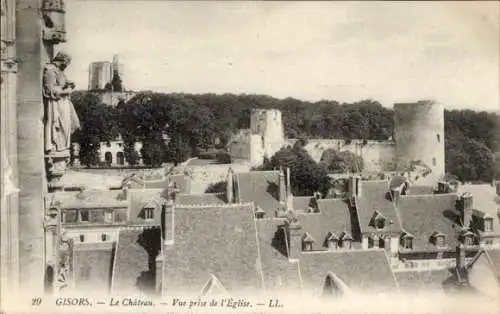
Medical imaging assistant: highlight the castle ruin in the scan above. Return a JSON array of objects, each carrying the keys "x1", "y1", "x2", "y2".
[{"x1": 227, "y1": 100, "x2": 446, "y2": 186}]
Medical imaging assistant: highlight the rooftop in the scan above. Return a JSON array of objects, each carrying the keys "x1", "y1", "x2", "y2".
[
  {"x1": 163, "y1": 203, "x2": 263, "y2": 295},
  {"x1": 52, "y1": 190, "x2": 127, "y2": 209},
  {"x1": 236, "y1": 171, "x2": 281, "y2": 218},
  {"x1": 356, "y1": 181, "x2": 402, "y2": 234},
  {"x1": 397, "y1": 194, "x2": 460, "y2": 252},
  {"x1": 176, "y1": 193, "x2": 226, "y2": 206},
  {"x1": 299, "y1": 250, "x2": 397, "y2": 295},
  {"x1": 297, "y1": 198, "x2": 359, "y2": 250}
]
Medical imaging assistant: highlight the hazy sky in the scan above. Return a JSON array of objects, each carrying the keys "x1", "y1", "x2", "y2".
[{"x1": 63, "y1": 1, "x2": 499, "y2": 111}]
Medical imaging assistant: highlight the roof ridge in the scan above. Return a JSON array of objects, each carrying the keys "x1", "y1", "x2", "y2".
[
  {"x1": 176, "y1": 202, "x2": 254, "y2": 209},
  {"x1": 250, "y1": 202, "x2": 267, "y2": 291}
]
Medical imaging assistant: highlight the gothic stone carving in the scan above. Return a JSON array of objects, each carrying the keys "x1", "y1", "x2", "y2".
[
  {"x1": 42, "y1": 0, "x2": 66, "y2": 44},
  {"x1": 45, "y1": 154, "x2": 68, "y2": 192}
]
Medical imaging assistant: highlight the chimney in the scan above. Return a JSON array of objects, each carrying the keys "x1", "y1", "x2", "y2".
[
  {"x1": 286, "y1": 168, "x2": 293, "y2": 211},
  {"x1": 226, "y1": 168, "x2": 234, "y2": 204},
  {"x1": 460, "y1": 193, "x2": 473, "y2": 229},
  {"x1": 285, "y1": 218, "x2": 302, "y2": 261},
  {"x1": 456, "y1": 243, "x2": 466, "y2": 270},
  {"x1": 354, "y1": 175, "x2": 362, "y2": 197},
  {"x1": 279, "y1": 167, "x2": 286, "y2": 204},
  {"x1": 391, "y1": 187, "x2": 401, "y2": 205},
  {"x1": 155, "y1": 254, "x2": 163, "y2": 293}
]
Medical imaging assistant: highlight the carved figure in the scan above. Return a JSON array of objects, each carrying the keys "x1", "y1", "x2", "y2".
[{"x1": 43, "y1": 51, "x2": 80, "y2": 155}]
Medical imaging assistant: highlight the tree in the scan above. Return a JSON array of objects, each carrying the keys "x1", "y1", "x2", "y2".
[
  {"x1": 165, "y1": 136, "x2": 192, "y2": 166},
  {"x1": 320, "y1": 149, "x2": 364, "y2": 173},
  {"x1": 257, "y1": 146, "x2": 330, "y2": 196},
  {"x1": 445, "y1": 135, "x2": 495, "y2": 182},
  {"x1": 140, "y1": 140, "x2": 165, "y2": 168},
  {"x1": 124, "y1": 141, "x2": 140, "y2": 166}
]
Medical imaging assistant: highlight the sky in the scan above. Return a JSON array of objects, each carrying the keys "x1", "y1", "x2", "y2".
[{"x1": 63, "y1": 1, "x2": 499, "y2": 111}]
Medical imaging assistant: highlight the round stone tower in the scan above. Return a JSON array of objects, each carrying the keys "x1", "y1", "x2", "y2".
[
  {"x1": 250, "y1": 109, "x2": 285, "y2": 166},
  {"x1": 394, "y1": 100, "x2": 445, "y2": 186}
]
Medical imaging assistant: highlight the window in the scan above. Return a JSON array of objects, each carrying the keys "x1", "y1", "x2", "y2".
[
  {"x1": 485, "y1": 239, "x2": 493, "y2": 246},
  {"x1": 403, "y1": 237, "x2": 413, "y2": 249},
  {"x1": 343, "y1": 240, "x2": 352, "y2": 249},
  {"x1": 464, "y1": 236, "x2": 473, "y2": 246},
  {"x1": 80, "y1": 210, "x2": 89, "y2": 222},
  {"x1": 436, "y1": 235, "x2": 445, "y2": 247},
  {"x1": 144, "y1": 208, "x2": 154, "y2": 220},
  {"x1": 104, "y1": 210, "x2": 113, "y2": 223},
  {"x1": 432, "y1": 158, "x2": 436, "y2": 166},
  {"x1": 376, "y1": 218, "x2": 385, "y2": 229},
  {"x1": 101, "y1": 234, "x2": 107, "y2": 242},
  {"x1": 437, "y1": 134, "x2": 440, "y2": 143},
  {"x1": 79, "y1": 235, "x2": 85, "y2": 242},
  {"x1": 484, "y1": 219, "x2": 493, "y2": 232}
]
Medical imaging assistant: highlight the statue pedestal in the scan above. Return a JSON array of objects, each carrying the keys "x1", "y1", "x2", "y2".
[{"x1": 45, "y1": 151, "x2": 70, "y2": 192}]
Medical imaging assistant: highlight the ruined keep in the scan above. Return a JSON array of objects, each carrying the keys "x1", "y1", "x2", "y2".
[
  {"x1": 394, "y1": 101, "x2": 445, "y2": 186},
  {"x1": 1, "y1": 0, "x2": 75, "y2": 305}
]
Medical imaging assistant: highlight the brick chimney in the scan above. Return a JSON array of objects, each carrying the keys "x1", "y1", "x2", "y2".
[
  {"x1": 285, "y1": 219, "x2": 302, "y2": 261},
  {"x1": 279, "y1": 167, "x2": 286, "y2": 204},
  {"x1": 286, "y1": 167, "x2": 293, "y2": 211},
  {"x1": 226, "y1": 167, "x2": 234, "y2": 204},
  {"x1": 460, "y1": 193, "x2": 473, "y2": 229}
]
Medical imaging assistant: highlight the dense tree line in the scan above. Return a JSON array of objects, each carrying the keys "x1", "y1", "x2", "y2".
[{"x1": 70, "y1": 91, "x2": 498, "y2": 182}]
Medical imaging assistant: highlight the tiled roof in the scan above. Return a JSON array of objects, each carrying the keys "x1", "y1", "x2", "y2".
[
  {"x1": 394, "y1": 269, "x2": 454, "y2": 292},
  {"x1": 112, "y1": 228, "x2": 162, "y2": 294},
  {"x1": 64, "y1": 170, "x2": 123, "y2": 189},
  {"x1": 128, "y1": 189, "x2": 164, "y2": 225},
  {"x1": 163, "y1": 204, "x2": 264, "y2": 295},
  {"x1": 169, "y1": 174, "x2": 190, "y2": 194},
  {"x1": 73, "y1": 242, "x2": 114, "y2": 293},
  {"x1": 293, "y1": 196, "x2": 313, "y2": 212},
  {"x1": 356, "y1": 181, "x2": 402, "y2": 234},
  {"x1": 255, "y1": 219, "x2": 302, "y2": 292},
  {"x1": 176, "y1": 193, "x2": 226, "y2": 206},
  {"x1": 236, "y1": 171, "x2": 281, "y2": 217},
  {"x1": 408, "y1": 185, "x2": 435, "y2": 196},
  {"x1": 53, "y1": 190, "x2": 127, "y2": 209},
  {"x1": 296, "y1": 199, "x2": 359, "y2": 250},
  {"x1": 397, "y1": 194, "x2": 460, "y2": 252},
  {"x1": 299, "y1": 250, "x2": 397, "y2": 295}
]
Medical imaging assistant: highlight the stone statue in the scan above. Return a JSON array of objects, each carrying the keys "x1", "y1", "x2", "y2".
[{"x1": 43, "y1": 51, "x2": 80, "y2": 155}]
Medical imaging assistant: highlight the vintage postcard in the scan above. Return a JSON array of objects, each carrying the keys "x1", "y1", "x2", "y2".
[{"x1": 1, "y1": 0, "x2": 499, "y2": 313}]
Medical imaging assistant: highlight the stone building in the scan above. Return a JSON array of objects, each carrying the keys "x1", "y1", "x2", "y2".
[{"x1": 227, "y1": 101, "x2": 445, "y2": 186}]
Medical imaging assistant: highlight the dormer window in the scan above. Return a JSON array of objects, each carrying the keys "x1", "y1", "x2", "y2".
[
  {"x1": 302, "y1": 233, "x2": 315, "y2": 251},
  {"x1": 431, "y1": 232, "x2": 446, "y2": 248},
  {"x1": 464, "y1": 235, "x2": 474, "y2": 246},
  {"x1": 255, "y1": 206, "x2": 265, "y2": 219},
  {"x1": 484, "y1": 218, "x2": 493, "y2": 232},
  {"x1": 325, "y1": 232, "x2": 339, "y2": 250},
  {"x1": 339, "y1": 232, "x2": 352, "y2": 249},
  {"x1": 401, "y1": 233, "x2": 413, "y2": 249},
  {"x1": 144, "y1": 207, "x2": 154, "y2": 220},
  {"x1": 436, "y1": 235, "x2": 445, "y2": 247},
  {"x1": 370, "y1": 211, "x2": 386, "y2": 230}
]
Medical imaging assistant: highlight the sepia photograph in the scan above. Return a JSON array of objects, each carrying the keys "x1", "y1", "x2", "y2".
[{"x1": 1, "y1": 1, "x2": 499, "y2": 313}]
